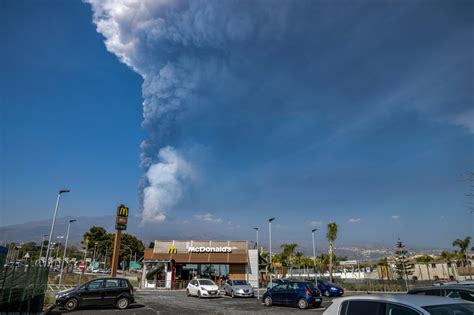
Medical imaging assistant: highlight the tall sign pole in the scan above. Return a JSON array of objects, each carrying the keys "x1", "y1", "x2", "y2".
[{"x1": 111, "y1": 204, "x2": 129, "y2": 277}]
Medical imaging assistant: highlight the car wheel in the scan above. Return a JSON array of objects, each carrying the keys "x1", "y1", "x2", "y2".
[
  {"x1": 116, "y1": 297, "x2": 129, "y2": 309},
  {"x1": 298, "y1": 298, "x2": 309, "y2": 310},
  {"x1": 64, "y1": 298, "x2": 78, "y2": 311},
  {"x1": 324, "y1": 290, "x2": 330, "y2": 297},
  {"x1": 231, "y1": 290, "x2": 235, "y2": 298},
  {"x1": 198, "y1": 290, "x2": 202, "y2": 299},
  {"x1": 264, "y1": 296, "x2": 272, "y2": 307},
  {"x1": 186, "y1": 289, "x2": 191, "y2": 297}
]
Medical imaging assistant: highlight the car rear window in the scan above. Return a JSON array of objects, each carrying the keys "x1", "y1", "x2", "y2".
[
  {"x1": 345, "y1": 301, "x2": 385, "y2": 315},
  {"x1": 422, "y1": 303, "x2": 474, "y2": 315}
]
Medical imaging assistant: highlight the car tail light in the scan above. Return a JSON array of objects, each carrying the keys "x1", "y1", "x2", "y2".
[{"x1": 305, "y1": 289, "x2": 312, "y2": 296}]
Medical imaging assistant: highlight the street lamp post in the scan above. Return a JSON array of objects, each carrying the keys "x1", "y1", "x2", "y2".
[
  {"x1": 59, "y1": 219, "x2": 76, "y2": 288},
  {"x1": 45, "y1": 189, "x2": 70, "y2": 267},
  {"x1": 268, "y1": 218, "x2": 275, "y2": 283},
  {"x1": 311, "y1": 228, "x2": 318, "y2": 286},
  {"x1": 253, "y1": 227, "x2": 259, "y2": 299},
  {"x1": 38, "y1": 234, "x2": 48, "y2": 266}
]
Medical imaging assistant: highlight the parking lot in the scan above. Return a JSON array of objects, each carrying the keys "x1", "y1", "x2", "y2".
[{"x1": 49, "y1": 290, "x2": 356, "y2": 314}]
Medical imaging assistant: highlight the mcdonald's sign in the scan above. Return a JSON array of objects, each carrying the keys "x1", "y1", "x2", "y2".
[
  {"x1": 117, "y1": 205, "x2": 129, "y2": 218},
  {"x1": 167, "y1": 244, "x2": 178, "y2": 254}
]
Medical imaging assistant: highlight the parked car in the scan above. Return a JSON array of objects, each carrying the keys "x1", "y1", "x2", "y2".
[
  {"x1": 408, "y1": 285, "x2": 474, "y2": 302},
  {"x1": 317, "y1": 279, "x2": 344, "y2": 297},
  {"x1": 262, "y1": 280, "x2": 322, "y2": 309},
  {"x1": 186, "y1": 279, "x2": 220, "y2": 298},
  {"x1": 224, "y1": 279, "x2": 254, "y2": 297},
  {"x1": 323, "y1": 294, "x2": 474, "y2": 315},
  {"x1": 55, "y1": 277, "x2": 134, "y2": 311}
]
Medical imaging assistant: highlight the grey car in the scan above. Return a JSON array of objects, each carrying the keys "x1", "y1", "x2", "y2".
[
  {"x1": 408, "y1": 285, "x2": 474, "y2": 303},
  {"x1": 224, "y1": 279, "x2": 254, "y2": 298}
]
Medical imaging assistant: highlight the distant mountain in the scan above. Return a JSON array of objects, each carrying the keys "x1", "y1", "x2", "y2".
[{"x1": 0, "y1": 215, "x2": 237, "y2": 246}]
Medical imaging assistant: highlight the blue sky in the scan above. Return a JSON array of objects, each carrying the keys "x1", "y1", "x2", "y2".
[{"x1": 1, "y1": 0, "x2": 473, "y2": 248}]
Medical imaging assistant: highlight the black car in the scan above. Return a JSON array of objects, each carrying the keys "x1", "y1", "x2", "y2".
[
  {"x1": 55, "y1": 277, "x2": 135, "y2": 311},
  {"x1": 408, "y1": 285, "x2": 474, "y2": 302}
]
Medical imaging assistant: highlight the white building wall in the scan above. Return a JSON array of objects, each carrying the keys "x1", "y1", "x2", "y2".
[{"x1": 247, "y1": 249, "x2": 259, "y2": 288}]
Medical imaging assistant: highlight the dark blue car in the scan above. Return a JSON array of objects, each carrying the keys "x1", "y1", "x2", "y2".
[
  {"x1": 317, "y1": 279, "x2": 344, "y2": 297},
  {"x1": 262, "y1": 280, "x2": 322, "y2": 309}
]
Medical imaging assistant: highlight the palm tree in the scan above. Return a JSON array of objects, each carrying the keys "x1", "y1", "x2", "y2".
[
  {"x1": 453, "y1": 236, "x2": 471, "y2": 267},
  {"x1": 439, "y1": 250, "x2": 454, "y2": 279},
  {"x1": 326, "y1": 222, "x2": 338, "y2": 282}
]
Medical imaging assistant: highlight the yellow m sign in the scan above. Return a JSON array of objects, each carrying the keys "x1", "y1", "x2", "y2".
[
  {"x1": 117, "y1": 205, "x2": 129, "y2": 217},
  {"x1": 167, "y1": 245, "x2": 177, "y2": 254}
]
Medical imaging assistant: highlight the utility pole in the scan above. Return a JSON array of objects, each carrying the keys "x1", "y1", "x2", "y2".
[
  {"x1": 253, "y1": 227, "x2": 259, "y2": 299},
  {"x1": 38, "y1": 234, "x2": 48, "y2": 266},
  {"x1": 268, "y1": 217, "x2": 275, "y2": 284}
]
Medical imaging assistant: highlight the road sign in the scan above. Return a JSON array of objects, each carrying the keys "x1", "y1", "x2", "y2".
[
  {"x1": 116, "y1": 216, "x2": 128, "y2": 224},
  {"x1": 115, "y1": 223, "x2": 127, "y2": 230},
  {"x1": 117, "y1": 205, "x2": 129, "y2": 217},
  {"x1": 79, "y1": 263, "x2": 84, "y2": 270}
]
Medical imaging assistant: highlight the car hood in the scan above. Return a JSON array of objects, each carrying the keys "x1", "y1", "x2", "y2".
[
  {"x1": 201, "y1": 285, "x2": 219, "y2": 291},
  {"x1": 233, "y1": 285, "x2": 253, "y2": 291},
  {"x1": 57, "y1": 288, "x2": 76, "y2": 295}
]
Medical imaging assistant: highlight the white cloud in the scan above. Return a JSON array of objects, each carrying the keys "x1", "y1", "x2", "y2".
[
  {"x1": 449, "y1": 109, "x2": 474, "y2": 133},
  {"x1": 348, "y1": 218, "x2": 361, "y2": 223},
  {"x1": 142, "y1": 147, "x2": 193, "y2": 223},
  {"x1": 391, "y1": 215, "x2": 400, "y2": 219},
  {"x1": 193, "y1": 213, "x2": 223, "y2": 223}
]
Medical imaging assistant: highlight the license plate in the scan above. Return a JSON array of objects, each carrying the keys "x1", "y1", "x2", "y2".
[{"x1": 210, "y1": 291, "x2": 216, "y2": 295}]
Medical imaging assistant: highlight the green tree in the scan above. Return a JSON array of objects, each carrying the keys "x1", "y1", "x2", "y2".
[
  {"x1": 453, "y1": 236, "x2": 471, "y2": 267},
  {"x1": 280, "y1": 243, "x2": 298, "y2": 267},
  {"x1": 326, "y1": 222, "x2": 338, "y2": 282},
  {"x1": 394, "y1": 238, "x2": 413, "y2": 281}
]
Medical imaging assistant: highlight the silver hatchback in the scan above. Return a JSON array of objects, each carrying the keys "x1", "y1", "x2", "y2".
[{"x1": 224, "y1": 279, "x2": 254, "y2": 298}]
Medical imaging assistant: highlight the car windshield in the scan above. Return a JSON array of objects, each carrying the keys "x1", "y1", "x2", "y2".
[
  {"x1": 233, "y1": 280, "x2": 247, "y2": 285},
  {"x1": 423, "y1": 303, "x2": 474, "y2": 314},
  {"x1": 199, "y1": 280, "x2": 215, "y2": 286}
]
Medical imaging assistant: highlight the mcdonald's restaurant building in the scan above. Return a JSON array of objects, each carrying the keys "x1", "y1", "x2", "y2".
[{"x1": 141, "y1": 240, "x2": 259, "y2": 289}]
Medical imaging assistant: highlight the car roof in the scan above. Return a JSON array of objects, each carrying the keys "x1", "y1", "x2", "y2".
[
  {"x1": 331, "y1": 294, "x2": 467, "y2": 307},
  {"x1": 411, "y1": 285, "x2": 474, "y2": 291}
]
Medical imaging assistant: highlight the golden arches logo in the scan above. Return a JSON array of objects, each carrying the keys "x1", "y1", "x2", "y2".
[
  {"x1": 117, "y1": 205, "x2": 129, "y2": 217},
  {"x1": 167, "y1": 244, "x2": 177, "y2": 254}
]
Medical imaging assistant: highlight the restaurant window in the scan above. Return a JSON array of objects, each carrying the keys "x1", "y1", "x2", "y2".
[{"x1": 431, "y1": 263, "x2": 436, "y2": 268}]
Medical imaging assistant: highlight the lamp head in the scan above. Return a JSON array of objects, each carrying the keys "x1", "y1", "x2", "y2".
[
  {"x1": 59, "y1": 189, "x2": 70, "y2": 194},
  {"x1": 69, "y1": 219, "x2": 77, "y2": 223},
  {"x1": 253, "y1": 227, "x2": 259, "y2": 231},
  {"x1": 269, "y1": 218, "x2": 275, "y2": 222},
  {"x1": 312, "y1": 228, "x2": 318, "y2": 233}
]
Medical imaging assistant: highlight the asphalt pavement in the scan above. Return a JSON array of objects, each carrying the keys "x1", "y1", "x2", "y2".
[{"x1": 48, "y1": 290, "x2": 361, "y2": 314}]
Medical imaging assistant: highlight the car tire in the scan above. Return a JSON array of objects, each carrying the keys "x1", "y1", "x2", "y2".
[
  {"x1": 186, "y1": 289, "x2": 191, "y2": 297},
  {"x1": 264, "y1": 296, "x2": 272, "y2": 307},
  {"x1": 116, "y1": 297, "x2": 129, "y2": 310},
  {"x1": 198, "y1": 291, "x2": 202, "y2": 299},
  {"x1": 324, "y1": 290, "x2": 330, "y2": 297},
  {"x1": 64, "y1": 298, "x2": 78, "y2": 311},
  {"x1": 231, "y1": 290, "x2": 235, "y2": 298},
  {"x1": 298, "y1": 298, "x2": 309, "y2": 310}
]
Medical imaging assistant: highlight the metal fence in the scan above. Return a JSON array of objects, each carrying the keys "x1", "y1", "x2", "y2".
[{"x1": 0, "y1": 264, "x2": 49, "y2": 314}]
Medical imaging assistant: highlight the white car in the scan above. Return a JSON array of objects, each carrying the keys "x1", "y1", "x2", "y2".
[
  {"x1": 186, "y1": 279, "x2": 220, "y2": 298},
  {"x1": 323, "y1": 294, "x2": 474, "y2": 315}
]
